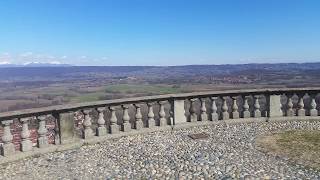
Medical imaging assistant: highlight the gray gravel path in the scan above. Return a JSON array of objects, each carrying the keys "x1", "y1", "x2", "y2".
[{"x1": 0, "y1": 120, "x2": 320, "y2": 179}]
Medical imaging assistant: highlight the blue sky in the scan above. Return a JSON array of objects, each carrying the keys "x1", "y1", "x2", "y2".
[{"x1": 0, "y1": 0, "x2": 319, "y2": 66}]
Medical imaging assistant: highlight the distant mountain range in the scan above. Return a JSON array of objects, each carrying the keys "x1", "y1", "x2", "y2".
[
  {"x1": 0, "y1": 62, "x2": 320, "y2": 81},
  {"x1": 0, "y1": 62, "x2": 71, "y2": 67}
]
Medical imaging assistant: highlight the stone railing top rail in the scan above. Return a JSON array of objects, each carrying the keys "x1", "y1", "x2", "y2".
[{"x1": 0, "y1": 87, "x2": 319, "y2": 120}]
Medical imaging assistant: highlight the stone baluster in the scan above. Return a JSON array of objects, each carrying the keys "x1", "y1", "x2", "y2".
[
  {"x1": 254, "y1": 95, "x2": 261, "y2": 118},
  {"x1": 310, "y1": 94, "x2": 318, "y2": 116},
  {"x1": 20, "y1": 117, "x2": 33, "y2": 152},
  {"x1": 243, "y1": 96, "x2": 250, "y2": 118},
  {"x1": 96, "y1": 107, "x2": 107, "y2": 136},
  {"x1": 121, "y1": 105, "x2": 131, "y2": 132},
  {"x1": 211, "y1": 97, "x2": 219, "y2": 121},
  {"x1": 108, "y1": 106, "x2": 119, "y2": 134},
  {"x1": 200, "y1": 98, "x2": 208, "y2": 121},
  {"x1": 134, "y1": 104, "x2": 144, "y2": 129},
  {"x1": 82, "y1": 109, "x2": 93, "y2": 139},
  {"x1": 232, "y1": 96, "x2": 239, "y2": 119},
  {"x1": 158, "y1": 101, "x2": 167, "y2": 126},
  {"x1": 189, "y1": 98, "x2": 198, "y2": 122},
  {"x1": 286, "y1": 94, "x2": 294, "y2": 116},
  {"x1": 280, "y1": 102, "x2": 284, "y2": 116},
  {"x1": 169, "y1": 109, "x2": 174, "y2": 126},
  {"x1": 1, "y1": 120, "x2": 15, "y2": 156},
  {"x1": 147, "y1": 102, "x2": 156, "y2": 127},
  {"x1": 37, "y1": 115, "x2": 49, "y2": 148},
  {"x1": 222, "y1": 97, "x2": 229, "y2": 120},
  {"x1": 297, "y1": 94, "x2": 305, "y2": 116}
]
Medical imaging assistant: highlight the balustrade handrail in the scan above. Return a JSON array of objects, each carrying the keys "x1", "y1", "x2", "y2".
[{"x1": 0, "y1": 87, "x2": 319, "y2": 121}]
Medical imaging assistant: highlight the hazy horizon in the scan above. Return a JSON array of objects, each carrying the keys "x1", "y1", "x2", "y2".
[{"x1": 1, "y1": 0, "x2": 320, "y2": 66}]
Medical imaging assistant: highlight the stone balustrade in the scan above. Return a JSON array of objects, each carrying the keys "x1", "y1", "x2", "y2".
[{"x1": 0, "y1": 87, "x2": 319, "y2": 162}]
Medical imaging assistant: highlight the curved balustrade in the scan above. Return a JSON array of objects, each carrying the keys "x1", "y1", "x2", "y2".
[{"x1": 0, "y1": 87, "x2": 319, "y2": 160}]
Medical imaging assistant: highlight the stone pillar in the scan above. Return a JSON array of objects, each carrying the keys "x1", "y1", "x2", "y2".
[
  {"x1": 147, "y1": 102, "x2": 156, "y2": 127},
  {"x1": 158, "y1": 101, "x2": 167, "y2": 126},
  {"x1": 173, "y1": 99, "x2": 187, "y2": 124},
  {"x1": 108, "y1": 106, "x2": 119, "y2": 134},
  {"x1": 200, "y1": 98, "x2": 208, "y2": 121},
  {"x1": 286, "y1": 95, "x2": 294, "y2": 116},
  {"x1": 121, "y1": 105, "x2": 131, "y2": 132},
  {"x1": 58, "y1": 111, "x2": 75, "y2": 144},
  {"x1": 189, "y1": 98, "x2": 198, "y2": 122},
  {"x1": 297, "y1": 94, "x2": 305, "y2": 116},
  {"x1": 242, "y1": 96, "x2": 251, "y2": 118},
  {"x1": 268, "y1": 94, "x2": 283, "y2": 117},
  {"x1": 1, "y1": 120, "x2": 15, "y2": 156},
  {"x1": 37, "y1": 115, "x2": 49, "y2": 148},
  {"x1": 20, "y1": 118, "x2": 33, "y2": 152},
  {"x1": 211, "y1": 97, "x2": 219, "y2": 121},
  {"x1": 82, "y1": 109, "x2": 94, "y2": 139},
  {"x1": 222, "y1": 97, "x2": 229, "y2": 120},
  {"x1": 134, "y1": 104, "x2": 143, "y2": 129},
  {"x1": 231, "y1": 96, "x2": 239, "y2": 119},
  {"x1": 254, "y1": 95, "x2": 261, "y2": 118},
  {"x1": 96, "y1": 107, "x2": 107, "y2": 136},
  {"x1": 310, "y1": 95, "x2": 318, "y2": 116}
]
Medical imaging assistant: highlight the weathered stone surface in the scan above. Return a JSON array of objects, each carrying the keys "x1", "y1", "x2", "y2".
[
  {"x1": 96, "y1": 107, "x2": 107, "y2": 136},
  {"x1": 211, "y1": 97, "x2": 219, "y2": 121},
  {"x1": 109, "y1": 124, "x2": 119, "y2": 134},
  {"x1": 121, "y1": 122, "x2": 131, "y2": 132},
  {"x1": 59, "y1": 112, "x2": 76, "y2": 144},
  {"x1": 1, "y1": 143, "x2": 15, "y2": 157},
  {"x1": 0, "y1": 120, "x2": 320, "y2": 179},
  {"x1": 173, "y1": 99, "x2": 187, "y2": 124},
  {"x1": 268, "y1": 95, "x2": 283, "y2": 117}
]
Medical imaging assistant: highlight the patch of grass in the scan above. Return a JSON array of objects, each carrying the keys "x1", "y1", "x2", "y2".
[
  {"x1": 256, "y1": 130, "x2": 320, "y2": 170},
  {"x1": 69, "y1": 92, "x2": 105, "y2": 103},
  {"x1": 104, "y1": 84, "x2": 183, "y2": 94}
]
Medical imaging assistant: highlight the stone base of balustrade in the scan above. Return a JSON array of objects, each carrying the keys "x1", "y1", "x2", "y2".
[
  {"x1": 38, "y1": 137, "x2": 49, "y2": 148},
  {"x1": 21, "y1": 140, "x2": 33, "y2": 152},
  {"x1": 109, "y1": 124, "x2": 119, "y2": 134},
  {"x1": 232, "y1": 112, "x2": 239, "y2": 119},
  {"x1": 298, "y1": 109, "x2": 306, "y2": 116},
  {"x1": 135, "y1": 121, "x2": 144, "y2": 130},
  {"x1": 83, "y1": 129, "x2": 94, "y2": 139},
  {"x1": 121, "y1": 122, "x2": 131, "y2": 132},
  {"x1": 254, "y1": 111, "x2": 261, "y2": 118},
  {"x1": 189, "y1": 114, "x2": 197, "y2": 122},
  {"x1": 148, "y1": 120, "x2": 156, "y2": 128},
  {"x1": 310, "y1": 110, "x2": 318, "y2": 116},
  {"x1": 96, "y1": 127, "x2": 107, "y2": 136},
  {"x1": 201, "y1": 114, "x2": 208, "y2": 121},
  {"x1": 1, "y1": 115, "x2": 320, "y2": 165},
  {"x1": 243, "y1": 111, "x2": 251, "y2": 118},
  {"x1": 211, "y1": 113, "x2": 219, "y2": 121},
  {"x1": 222, "y1": 112, "x2": 229, "y2": 120},
  {"x1": 158, "y1": 118, "x2": 167, "y2": 126},
  {"x1": 1, "y1": 143, "x2": 15, "y2": 157}
]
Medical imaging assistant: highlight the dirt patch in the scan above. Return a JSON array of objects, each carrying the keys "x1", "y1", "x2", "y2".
[{"x1": 256, "y1": 130, "x2": 320, "y2": 170}]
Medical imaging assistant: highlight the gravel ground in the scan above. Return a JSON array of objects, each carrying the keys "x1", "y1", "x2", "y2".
[{"x1": 0, "y1": 120, "x2": 320, "y2": 179}]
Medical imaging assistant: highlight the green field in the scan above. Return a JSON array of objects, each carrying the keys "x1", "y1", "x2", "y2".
[{"x1": 69, "y1": 84, "x2": 185, "y2": 103}]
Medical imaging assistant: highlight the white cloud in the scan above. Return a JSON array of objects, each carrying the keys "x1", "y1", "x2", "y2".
[
  {"x1": 61, "y1": 55, "x2": 67, "y2": 59},
  {"x1": 80, "y1": 55, "x2": 87, "y2": 59},
  {"x1": 49, "y1": 61, "x2": 62, "y2": 64},
  {"x1": 20, "y1": 52, "x2": 33, "y2": 57},
  {"x1": 0, "y1": 61, "x2": 11, "y2": 65}
]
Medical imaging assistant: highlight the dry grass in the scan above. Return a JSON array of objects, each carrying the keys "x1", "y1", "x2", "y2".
[{"x1": 256, "y1": 130, "x2": 320, "y2": 170}]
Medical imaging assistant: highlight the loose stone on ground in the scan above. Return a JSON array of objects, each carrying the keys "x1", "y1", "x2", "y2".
[{"x1": 0, "y1": 120, "x2": 319, "y2": 179}]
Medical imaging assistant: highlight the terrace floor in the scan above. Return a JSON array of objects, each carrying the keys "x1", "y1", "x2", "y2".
[{"x1": 0, "y1": 120, "x2": 319, "y2": 179}]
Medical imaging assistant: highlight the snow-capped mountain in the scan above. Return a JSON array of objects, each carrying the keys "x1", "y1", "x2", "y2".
[{"x1": 0, "y1": 61, "x2": 71, "y2": 67}]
